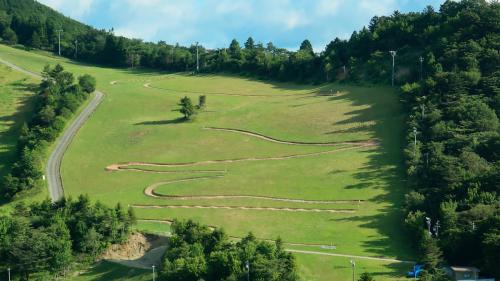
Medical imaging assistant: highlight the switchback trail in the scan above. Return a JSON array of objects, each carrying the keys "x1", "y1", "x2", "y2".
[
  {"x1": 144, "y1": 83, "x2": 312, "y2": 97},
  {"x1": 106, "y1": 143, "x2": 377, "y2": 171},
  {"x1": 132, "y1": 204, "x2": 356, "y2": 213},
  {"x1": 0, "y1": 57, "x2": 105, "y2": 202},
  {"x1": 205, "y1": 127, "x2": 378, "y2": 146},
  {"x1": 144, "y1": 176, "x2": 364, "y2": 204}
]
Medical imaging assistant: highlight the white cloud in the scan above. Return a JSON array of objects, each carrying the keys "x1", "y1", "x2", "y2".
[
  {"x1": 316, "y1": 0, "x2": 344, "y2": 16},
  {"x1": 215, "y1": 0, "x2": 251, "y2": 15},
  {"x1": 37, "y1": 0, "x2": 94, "y2": 19}
]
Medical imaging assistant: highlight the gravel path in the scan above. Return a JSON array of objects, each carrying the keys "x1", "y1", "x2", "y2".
[{"x1": 0, "y1": 57, "x2": 104, "y2": 202}]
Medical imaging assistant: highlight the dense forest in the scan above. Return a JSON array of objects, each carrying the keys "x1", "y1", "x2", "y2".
[
  {"x1": 0, "y1": 195, "x2": 135, "y2": 279},
  {"x1": 0, "y1": 0, "x2": 498, "y2": 279}
]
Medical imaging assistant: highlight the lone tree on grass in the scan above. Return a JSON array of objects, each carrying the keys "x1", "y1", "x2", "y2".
[{"x1": 178, "y1": 96, "x2": 196, "y2": 119}]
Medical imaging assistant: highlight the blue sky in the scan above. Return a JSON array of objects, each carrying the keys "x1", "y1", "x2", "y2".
[{"x1": 38, "y1": 0, "x2": 445, "y2": 51}]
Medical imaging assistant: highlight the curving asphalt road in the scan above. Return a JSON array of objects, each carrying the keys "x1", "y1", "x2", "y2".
[
  {"x1": 46, "y1": 90, "x2": 104, "y2": 202},
  {"x1": 0, "y1": 57, "x2": 104, "y2": 202}
]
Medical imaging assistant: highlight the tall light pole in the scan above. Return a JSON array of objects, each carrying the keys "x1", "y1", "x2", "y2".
[
  {"x1": 56, "y1": 29, "x2": 63, "y2": 56},
  {"x1": 419, "y1": 56, "x2": 424, "y2": 81},
  {"x1": 389, "y1": 50, "x2": 397, "y2": 87},
  {"x1": 246, "y1": 261, "x2": 250, "y2": 281},
  {"x1": 74, "y1": 39, "x2": 78, "y2": 59},
  {"x1": 8, "y1": 267, "x2": 10, "y2": 281},
  {"x1": 196, "y1": 41, "x2": 199, "y2": 72},
  {"x1": 425, "y1": 217, "x2": 432, "y2": 236},
  {"x1": 350, "y1": 260, "x2": 356, "y2": 281},
  {"x1": 420, "y1": 104, "x2": 426, "y2": 118},
  {"x1": 433, "y1": 220, "x2": 440, "y2": 237},
  {"x1": 152, "y1": 265, "x2": 155, "y2": 281},
  {"x1": 413, "y1": 127, "x2": 418, "y2": 156}
]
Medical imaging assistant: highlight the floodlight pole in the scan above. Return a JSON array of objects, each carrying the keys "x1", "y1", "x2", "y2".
[
  {"x1": 152, "y1": 265, "x2": 155, "y2": 281},
  {"x1": 196, "y1": 41, "x2": 199, "y2": 72},
  {"x1": 419, "y1": 56, "x2": 424, "y2": 81},
  {"x1": 433, "y1": 220, "x2": 440, "y2": 237},
  {"x1": 246, "y1": 261, "x2": 250, "y2": 281},
  {"x1": 421, "y1": 104, "x2": 426, "y2": 118},
  {"x1": 8, "y1": 268, "x2": 10, "y2": 281},
  {"x1": 425, "y1": 217, "x2": 432, "y2": 235},
  {"x1": 74, "y1": 39, "x2": 78, "y2": 58},
  {"x1": 57, "y1": 29, "x2": 63, "y2": 56},
  {"x1": 389, "y1": 51, "x2": 397, "y2": 87},
  {"x1": 350, "y1": 260, "x2": 356, "y2": 281},
  {"x1": 413, "y1": 127, "x2": 418, "y2": 156}
]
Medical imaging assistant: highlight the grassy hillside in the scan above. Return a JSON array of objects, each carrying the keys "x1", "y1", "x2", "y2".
[{"x1": 0, "y1": 43, "x2": 414, "y2": 281}]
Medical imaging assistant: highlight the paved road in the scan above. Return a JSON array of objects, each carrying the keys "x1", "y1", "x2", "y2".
[
  {"x1": 46, "y1": 90, "x2": 104, "y2": 202},
  {"x1": 0, "y1": 57, "x2": 104, "y2": 202}
]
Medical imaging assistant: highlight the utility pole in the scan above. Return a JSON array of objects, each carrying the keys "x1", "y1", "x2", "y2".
[
  {"x1": 74, "y1": 39, "x2": 78, "y2": 59},
  {"x1": 350, "y1": 260, "x2": 356, "y2": 281},
  {"x1": 389, "y1": 51, "x2": 397, "y2": 87},
  {"x1": 425, "y1": 217, "x2": 432, "y2": 236},
  {"x1": 246, "y1": 261, "x2": 250, "y2": 281},
  {"x1": 152, "y1": 265, "x2": 155, "y2": 281},
  {"x1": 57, "y1": 29, "x2": 63, "y2": 56},
  {"x1": 433, "y1": 220, "x2": 440, "y2": 237},
  {"x1": 413, "y1": 127, "x2": 418, "y2": 156},
  {"x1": 419, "y1": 56, "x2": 424, "y2": 81},
  {"x1": 8, "y1": 267, "x2": 10, "y2": 281},
  {"x1": 196, "y1": 41, "x2": 199, "y2": 72}
]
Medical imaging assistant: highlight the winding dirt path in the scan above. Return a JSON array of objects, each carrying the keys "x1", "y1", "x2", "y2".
[
  {"x1": 132, "y1": 204, "x2": 355, "y2": 213},
  {"x1": 106, "y1": 143, "x2": 376, "y2": 171},
  {"x1": 143, "y1": 176, "x2": 363, "y2": 204},
  {"x1": 205, "y1": 127, "x2": 378, "y2": 146},
  {"x1": 144, "y1": 83, "x2": 312, "y2": 97}
]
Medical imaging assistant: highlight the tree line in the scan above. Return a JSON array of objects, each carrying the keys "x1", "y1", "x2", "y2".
[
  {"x1": 2, "y1": 64, "x2": 96, "y2": 199},
  {"x1": 0, "y1": 0, "x2": 498, "y2": 278},
  {"x1": 160, "y1": 220, "x2": 299, "y2": 281},
  {"x1": 0, "y1": 195, "x2": 135, "y2": 280}
]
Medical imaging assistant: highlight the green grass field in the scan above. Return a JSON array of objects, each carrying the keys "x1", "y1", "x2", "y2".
[
  {"x1": 0, "y1": 44, "x2": 414, "y2": 281},
  {"x1": 0, "y1": 62, "x2": 41, "y2": 212},
  {"x1": 0, "y1": 64, "x2": 37, "y2": 178}
]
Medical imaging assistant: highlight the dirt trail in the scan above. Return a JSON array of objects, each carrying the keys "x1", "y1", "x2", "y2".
[
  {"x1": 205, "y1": 127, "x2": 378, "y2": 146},
  {"x1": 106, "y1": 143, "x2": 376, "y2": 171},
  {"x1": 143, "y1": 176, "x2": 363, "y2": 204},
  {"x1": 144, "y1": 83, "x2": 311, "y2": 97},
  {"x1": 132, "y1": 204, "x2": 356, "y2": 213}
]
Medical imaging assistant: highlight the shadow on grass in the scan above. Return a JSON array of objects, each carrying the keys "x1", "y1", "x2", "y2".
[
  {"x1": 317, "y1": 84, "x2": 414, "y2": 261},
  {"x1": 134, "y1": 117, "x2": 186, "y2": 126},
  {"x1": 75, "y1": 261, "x2": 150, "y2": 281}
]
